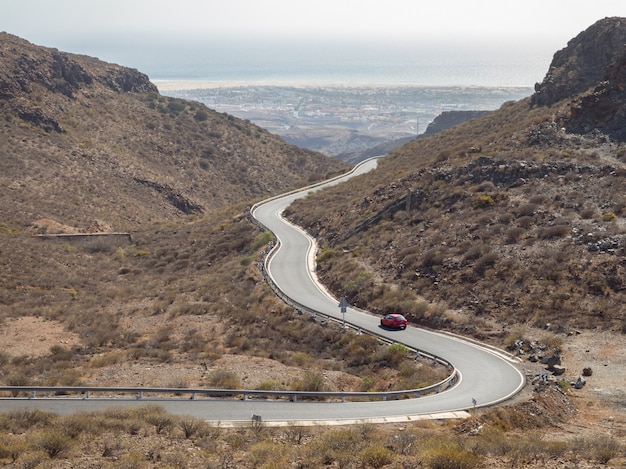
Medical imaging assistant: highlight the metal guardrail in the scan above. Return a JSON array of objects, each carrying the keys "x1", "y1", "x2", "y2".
[{"x1": 0, "y1": 374, "x2": 457, "y2": 402}]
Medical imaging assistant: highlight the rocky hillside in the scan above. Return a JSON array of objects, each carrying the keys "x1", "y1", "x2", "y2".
[
  {"x1": 533, "y1": 17, "x2": 626, "y2": 142},
  {"x1": 420, "y1": 110, "x2": 490, "y2": 137},
  {"x1": 532, "y1": 17, "x2": 626, "y2": 107},
  {"x1": 0, "y1": 33, "x2": 346, "y2": 232},
  {"x1": 285, "y1": 18, "x2": 626, "y2": 336}
]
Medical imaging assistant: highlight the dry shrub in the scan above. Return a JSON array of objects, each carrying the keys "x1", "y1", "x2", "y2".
[
  {"x1": 208, "y1": 370, "x2": 241, "y2": 389},
  {"x1": 0, "y1": 435, "x2": 27, "y2": 462},
  {"x1": 505, "y1": 226, "x2": 526, "y2": 243},
  {"x1": 143, "y1": 411, "x2": 173, "y2": 435},
  {"x1": 308, "y1": 427, "x2": 362, "y2": 466},
  {"x1": 247, "y1": 441, "x2": 288, "y2": 468},
  {"x1": 286, "y1": 351, "x2": 314, "y2": 367},
  {"x1": 358, "y1": 444, "x2": 394, "y2": 468},
  {"x1": 30, "y1": 429, "x2": 74, "y2": 458},
  {"x1": 472, "y1": 252, "x2": 498, "y2": 275},
  {"x1": 0, "y1": 409, "x2": 54, "y2": 433},
  {"x1": 291, "y1": 370, "x2": 327, "y2": 392},
  {"x1": 538, "y1": 332, "x2": 564, "y2": 352},
  {"x1": 538, "y1": 225, "x2": 570, "y2": 239},
  {"x1": 420, "y1": 442, "x2": 483, "y2": 469},
  {"x1": 56, "y1": 414, "x2": 94, "y2": 438},
  {"x1": 470, "y1": 425, "x2": 511, "y2": 457}
]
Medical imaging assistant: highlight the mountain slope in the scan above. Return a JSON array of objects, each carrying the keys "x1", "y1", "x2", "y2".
[
  {"x1": 285, "y1": 18, "x2": 626, "y2": 336},
  {"x1": 0, "y1": 33, "x2": 346, "y2": 231}
]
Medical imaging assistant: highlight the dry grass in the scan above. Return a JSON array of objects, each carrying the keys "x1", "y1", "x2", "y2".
[{"x1": 0, "y1": 394, "x2": 621, "y2": 468}]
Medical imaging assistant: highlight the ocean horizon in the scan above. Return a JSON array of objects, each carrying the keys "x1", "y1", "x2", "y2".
[{"x1": 116, "y1": 38, "x2": 555, "y2": 89}]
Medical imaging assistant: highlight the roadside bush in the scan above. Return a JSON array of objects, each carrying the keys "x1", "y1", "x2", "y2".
[
  {"x1": 358, "y1": 444, "x2": 394, "y2": 468},
  {"x1": 0, "y1": 435, "x2": 27, "y2": 462},
  {"x1": 311, "y1": 428, "x2": 362, "y2": 465},
  {"x1": 56, "y1": 414, "x2": 94, "y2": 438},
  {"x1": 316, "y1": 247, "x2": 337, "y2": 263},
  {"x1": 287, "y1": 351, "x2": 314, "y2": 367},
  {"x1": 575, "y1": 435, "x2": 623, "y2": 463},
  {"x1": 248, "y1": 441, "x2": 288, "y2": 468},
  {"x1": 253, "y1": 230, "x2": 275, "y2": 248},
  {"x1": 382, "y1": 343, "x2": 410, "y2": 367},
  {"x1": 421, "y1": 442, "x2": 483, "y2": 469},
  {"x1": 31, "y1": 429, "x2": 74, "y2": 458},
  {"x1": 144, "y1": 412, "x2": 173, "y2": 435},
  {"x1": 178, "y1": 416, "x2": 203, "y2": 439},
  {"x1": 292, "y1": 370, "x2": 327, "y2": 392},
  {"x1": 257, "y1": 380, "x2": 286, "y2": 391},
  {"x1": 538, "y1": 332, "x2": 563, "y2": 352},
  {"x1": 1, "y1": 409, "x2": 53, "y2": 432},
  {"x1": 208, "y1": 370, "x2": 241, "y2": 389}
]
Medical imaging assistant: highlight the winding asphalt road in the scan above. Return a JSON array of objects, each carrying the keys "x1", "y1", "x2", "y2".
[{"x1": 0, "y1": 159, "x2": 525, "y2": 424}]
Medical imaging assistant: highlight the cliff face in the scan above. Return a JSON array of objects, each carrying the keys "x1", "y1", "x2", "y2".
[
  {"x1": 531, "y1": 17, "x2": 626, "y2": 107},
  {"x1": 564, "y1": 49, "x2": 626, "y2": 141},
  {"x1": 531, "y1": 17, "x2": 626, "y2": 142}
]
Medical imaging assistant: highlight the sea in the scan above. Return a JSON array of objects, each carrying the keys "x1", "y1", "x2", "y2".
[
  {"x1": 132, "y1": 38, "x2": 552, "y2": 156},
  {"x1": 121, "y1": 38, "x2": 556, "y2": 88}
]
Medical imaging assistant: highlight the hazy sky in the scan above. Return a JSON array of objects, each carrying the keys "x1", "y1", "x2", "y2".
[
  {"x1": 2, "y1": 0, "x2": 626, "y2": 84},
  {"x1": 4, "y1": 0, "x2": 625, "y2": 43}
]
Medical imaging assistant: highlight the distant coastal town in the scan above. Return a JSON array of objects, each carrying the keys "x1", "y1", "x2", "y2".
[{"x1": 161, "y1": 83, "x2": 532, "y2": 158}]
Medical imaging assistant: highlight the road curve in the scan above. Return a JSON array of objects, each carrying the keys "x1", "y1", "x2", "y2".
[
  {"x1": 249, "y1": 158, "x2": 525, "y2": 421},
  {"x1": 0, "y1": 159, "x2": 525, "y2": 424}
]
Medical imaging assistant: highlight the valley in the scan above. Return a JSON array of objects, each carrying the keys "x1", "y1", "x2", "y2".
[{"x1": 160, "y1": 83, "x2": 532, "y2": 159}]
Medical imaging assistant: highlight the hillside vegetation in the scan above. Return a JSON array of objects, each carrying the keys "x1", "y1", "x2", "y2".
[
  {"x1": 0, "y1": 32, "x2": 346, "y2": 231},
  {"x1": 2, "y1": 19, "x2": 626, "y2": 468},
  {"x1": 286, "y1": 17, "x2": 626, "y2": 338},
  {"x1": 0, "y1": 34, "x2": 435, "y2": 400}
]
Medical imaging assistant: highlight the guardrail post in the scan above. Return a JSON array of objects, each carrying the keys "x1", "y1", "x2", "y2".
[
  {"x1": 191, "y1": 392, "x2": 196, "y2": 400},
  {"x1": 138, "y1": 391, "x2": 143, "y2": 399},
  {"x1": 293, "y1": 394, "x2": 298, "y2": 403},
  {"x1": 415, "y1": 391, "x2": 420, "y2": 398},
  {"x1": 85, "y1": 390, "x2": 90, "y2": 399},
  {"x1": 243, "y1": 393, "x2": 248, "y2": 401},
  {"x1": 341, "y1": 395, "x2": 345, "y2": 403},
  {"x1": 30, "y1": 391, "x2": 35, "y2": 399}
]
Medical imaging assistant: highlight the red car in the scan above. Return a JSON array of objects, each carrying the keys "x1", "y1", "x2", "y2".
[{"x1": 380, "y1": 313, "x2": 407, "y2": 330}]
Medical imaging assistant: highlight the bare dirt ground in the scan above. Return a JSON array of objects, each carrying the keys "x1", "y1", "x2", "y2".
[
  {"x1": 0, "y1": 316, "x2": 82, "y2": 358},
  {"x1": 506, "y1": 326, "x2": 626, "y2": 442}
]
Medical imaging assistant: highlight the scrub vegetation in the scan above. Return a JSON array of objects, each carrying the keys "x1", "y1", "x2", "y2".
[{"x1": 3, "y1": 20, "x2": 626, "y2": 467}]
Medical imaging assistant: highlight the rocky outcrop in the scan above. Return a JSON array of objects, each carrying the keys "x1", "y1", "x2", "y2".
[
  {"x1": 421, "y1": 110, "x2": 490, "y2": 137},
  {"x1": 0, "y1": 32, "x2": 156, "y2": 101},
  {"x1": 531, "y1": 17, "x2": 626, "y2": 142},
  {"x1": 564, "y1": 50, "x2": 626, "y2": 140},
  {"x1": 531, "y1": 17, "x2": 626, "y2": 107}
]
